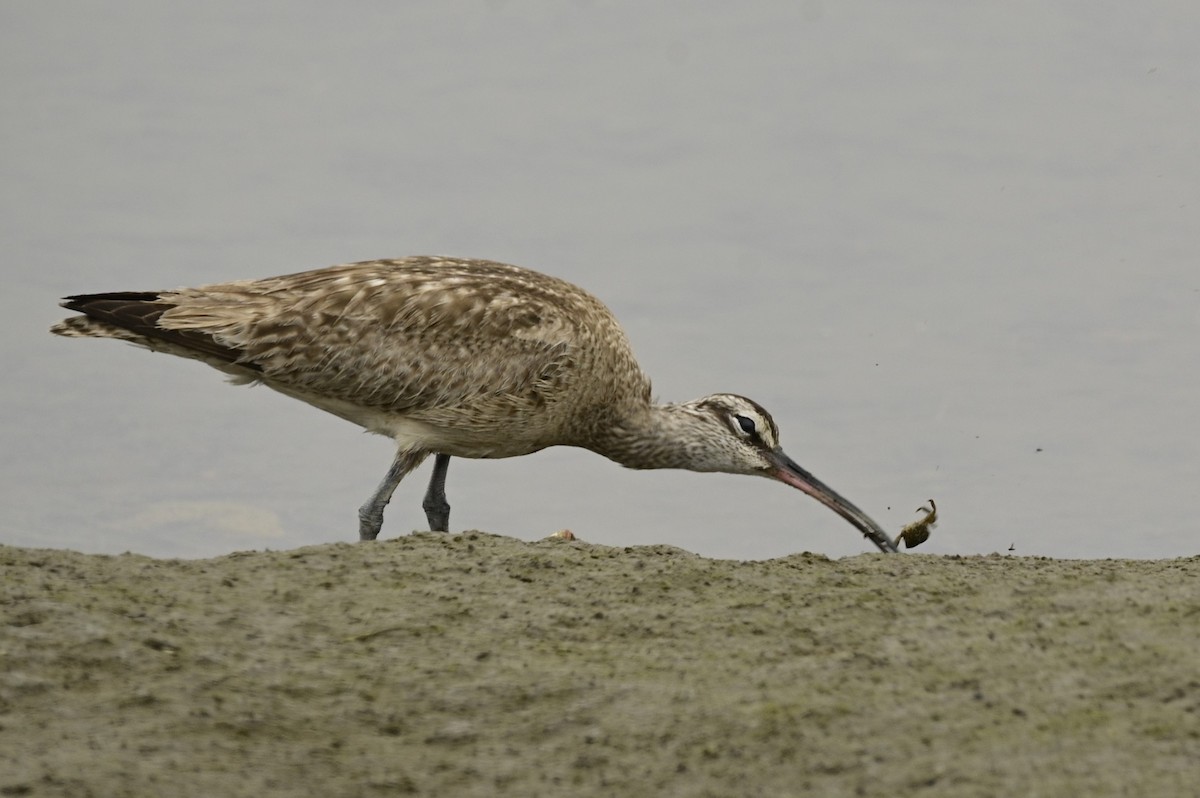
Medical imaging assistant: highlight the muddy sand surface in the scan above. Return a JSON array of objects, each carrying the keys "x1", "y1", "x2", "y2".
[{"x1": 2, "y1": 533, "x2": 1197, "y2": 797}]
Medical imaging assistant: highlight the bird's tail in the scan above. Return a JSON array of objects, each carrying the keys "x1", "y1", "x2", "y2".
[
  {"x1": 50, "y1": 291, "x2": 255, "y2": 379},
  {"x1": 50, "y1": 292, "x2": 170, "y2": 341}
]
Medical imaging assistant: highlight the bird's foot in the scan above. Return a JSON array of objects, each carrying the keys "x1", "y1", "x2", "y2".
[
  {"x1": 358, "y1": 507, "x2": 385, "y2": 541},
  {"x1": 423, "y1": 498, "x2": 450, "y2": 533}
]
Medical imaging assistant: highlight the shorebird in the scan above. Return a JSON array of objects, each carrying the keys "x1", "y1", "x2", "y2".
[{"x1": 51, "y1": 256, "x2": 899, "y2": 553}]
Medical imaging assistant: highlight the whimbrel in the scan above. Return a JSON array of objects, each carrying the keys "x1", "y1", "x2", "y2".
[{"x1": 51, "y1": 256, "x2": 899, "y2": 553}]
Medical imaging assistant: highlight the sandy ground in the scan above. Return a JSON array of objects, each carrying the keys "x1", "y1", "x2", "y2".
[{"x1": 1, "y1": 533, "x2": 1197, "y2": 797}]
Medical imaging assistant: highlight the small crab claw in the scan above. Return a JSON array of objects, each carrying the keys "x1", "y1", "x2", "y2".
[{"x1": 767, "y1": 448, "x2": 899, "y2": 553}]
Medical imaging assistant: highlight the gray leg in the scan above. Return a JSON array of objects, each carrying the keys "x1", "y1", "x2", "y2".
[
  {"x1": 422, "y1": 453, "x2": 451, "y2": 532},
  {"x1": 359, "y1": 449, "x2": 428, "y2": 541}
]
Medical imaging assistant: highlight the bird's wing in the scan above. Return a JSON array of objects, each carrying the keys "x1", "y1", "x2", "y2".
[{"x1": 141, "y1": 258, "x2": 599, "y2": 414}]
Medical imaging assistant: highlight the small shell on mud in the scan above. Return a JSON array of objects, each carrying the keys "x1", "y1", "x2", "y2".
[
  {"x1": 545, "y1": 529, "x2": 576, "y2": 541},
  {"x1": 895, "y1": 499, "x2": 937, "y2": 549}
]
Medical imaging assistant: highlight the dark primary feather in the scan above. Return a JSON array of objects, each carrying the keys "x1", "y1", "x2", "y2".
[{"x1": 60, "y1": 291, "x2": 253, "y2": 369}]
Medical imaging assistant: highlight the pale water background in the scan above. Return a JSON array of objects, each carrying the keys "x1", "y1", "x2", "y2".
[{"x1": 3, "y1": 2, "x2": 1197, "y2": 560}]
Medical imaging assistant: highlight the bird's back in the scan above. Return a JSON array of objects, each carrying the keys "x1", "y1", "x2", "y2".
[{"x1": 53, "y1": 257, "x2": 652, "y2": 456}]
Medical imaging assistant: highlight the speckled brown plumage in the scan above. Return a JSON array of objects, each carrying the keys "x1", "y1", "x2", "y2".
[{"x1": 52, "y1": 256, "x2": 898, "y2": 552}]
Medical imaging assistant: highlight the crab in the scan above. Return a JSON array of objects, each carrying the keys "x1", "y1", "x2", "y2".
[{"x1": 895, "y1": 499, "x2": 937, "y2": 549}]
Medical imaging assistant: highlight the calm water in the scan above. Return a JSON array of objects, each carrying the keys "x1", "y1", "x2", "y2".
[{"x1": 4, "y1": 2, "x2": 1198, "y2": 560}]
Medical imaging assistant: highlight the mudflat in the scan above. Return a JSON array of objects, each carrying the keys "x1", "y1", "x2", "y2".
[{"x1": 2, "y1": 534, "x2": 1196, "y2": 797}]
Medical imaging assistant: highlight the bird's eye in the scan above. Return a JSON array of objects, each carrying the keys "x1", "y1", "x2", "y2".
[{"x1": 734, "y1": 414, "x2": 756, "y2": 436}]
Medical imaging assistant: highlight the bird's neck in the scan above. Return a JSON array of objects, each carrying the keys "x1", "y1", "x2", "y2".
[{"x1": 588, "y1": 402, "x2": 711, "y2": 472}]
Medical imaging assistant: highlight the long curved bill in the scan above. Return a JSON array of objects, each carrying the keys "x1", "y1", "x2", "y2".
[{"x1": 767, "y1": 448, "x2": 898, "y2": 553}]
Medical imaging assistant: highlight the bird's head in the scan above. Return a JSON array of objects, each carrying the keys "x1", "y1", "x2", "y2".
[
  {"x1": 675, "y1": 393, "x2": 898, "y2": 553},
  {"x1": 671, "y1": 393, "x2": 784, "y2": 474}
]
